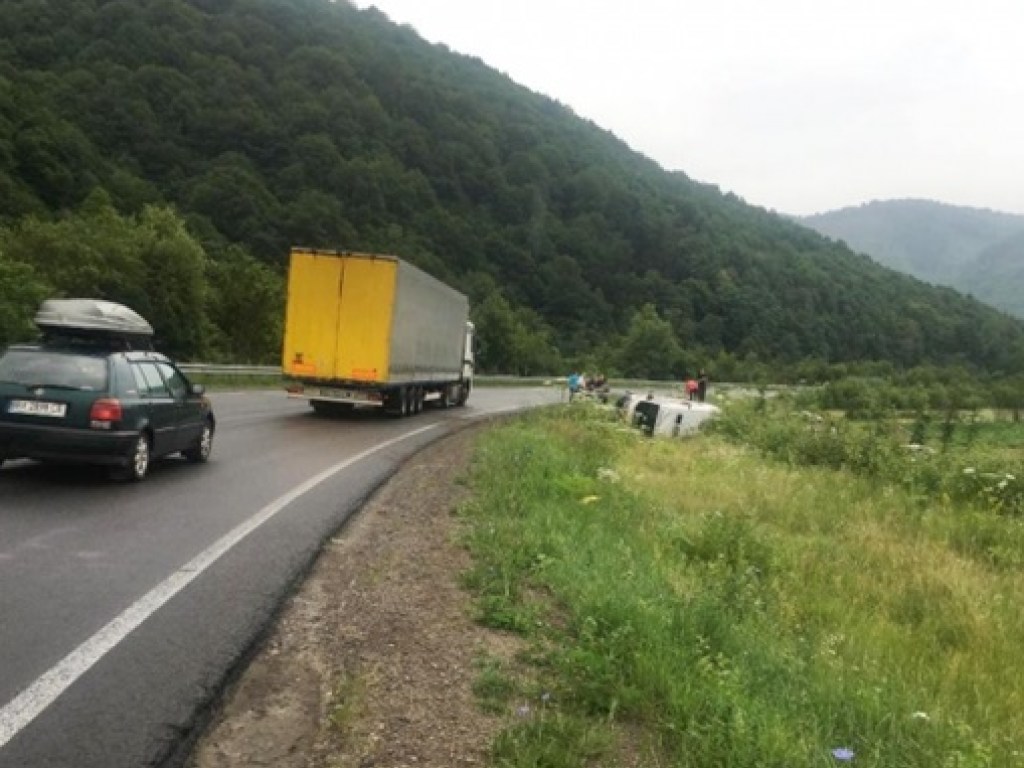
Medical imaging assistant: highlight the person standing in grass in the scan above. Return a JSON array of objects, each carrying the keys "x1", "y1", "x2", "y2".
[
  {"x1": 697, "y1": 368, "x2": 709, "y2": 402},
  {"x1": 684, "y1": 373, "x2": 698, "y2": 401},
  {"x1": 568, "y1": 371, "x2": 582, "y2": 401}
]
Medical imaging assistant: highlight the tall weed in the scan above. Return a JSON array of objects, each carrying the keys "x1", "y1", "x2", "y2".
[{"x1": 712, "y1": 399, "x2": 1024, "y2": 516}]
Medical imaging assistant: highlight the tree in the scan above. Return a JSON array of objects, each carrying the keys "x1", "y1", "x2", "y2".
[
  {"x1": 135, "y1": 205, "x2": 210, "y2": 359},
  {"x1": 0, "y1": 189, "x2": 147, "y2": 304},
  {"x1": 471, "y1": 292, "x2": 560, "y2": 375},
  {"x1": 14, "y1": 119, "x2": 103, "y2": 210},
  {"x1": 0, "y1": 194, "x2": 214, "y2": 359},
  {"x1": 0, "y1": 251, "x2": 48, "y2": 347},
  {"x1": 183, "y1": 153, "x2": 285, "y2": 259},
  {"x1": 615, "y1": 304, "x2": 684, "y2": 380},
  {"x1": 206, "y1": 246, "x2": 283, "y2": 363}
]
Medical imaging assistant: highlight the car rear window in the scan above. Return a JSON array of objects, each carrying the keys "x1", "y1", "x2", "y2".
[{"x1": 0, "y1": 349, "x2": 109, "y2": 391}]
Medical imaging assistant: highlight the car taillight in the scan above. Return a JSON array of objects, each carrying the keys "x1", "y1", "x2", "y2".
[{"x1": 90, "y1": 398, "x2": 122, "y2": 428}]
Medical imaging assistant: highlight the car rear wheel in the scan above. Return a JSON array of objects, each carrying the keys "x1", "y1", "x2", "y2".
[
  {"x1": 184, "y1": 420, "x2": 214, "y2": 463},
  {"x1": 112, "y1": 433, "x2": 151, "y2": 482}
]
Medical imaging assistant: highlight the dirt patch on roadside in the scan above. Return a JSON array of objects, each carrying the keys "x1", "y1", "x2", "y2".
[{"x1": 187, "y1": 424, "x2": 520, "y2": 768}]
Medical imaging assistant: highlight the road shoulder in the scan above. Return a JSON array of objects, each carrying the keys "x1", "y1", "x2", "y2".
[{"x1": 187, "y1": 424, "x2": 514, "y2": 767}]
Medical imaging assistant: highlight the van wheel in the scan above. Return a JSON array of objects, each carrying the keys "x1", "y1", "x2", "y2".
[{"x1": 112, "y1": 434, "x2": 151, "y2": 482}]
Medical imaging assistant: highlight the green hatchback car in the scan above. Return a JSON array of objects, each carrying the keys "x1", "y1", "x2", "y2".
[{"x1": 0, "y1": 342, "x2": 215, "y2": 481}]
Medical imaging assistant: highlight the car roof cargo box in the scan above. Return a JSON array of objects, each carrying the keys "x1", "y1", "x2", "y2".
[{"x1": 34, "y1": 299, "x2": 155, "y2": 349}]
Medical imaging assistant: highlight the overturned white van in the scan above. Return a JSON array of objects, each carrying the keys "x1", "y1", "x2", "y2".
[{"x1": 620, "y1": 393, "x2": 719, "y2": 438}]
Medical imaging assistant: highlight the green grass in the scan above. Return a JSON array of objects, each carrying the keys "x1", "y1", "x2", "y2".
[
  {"x1": 328, "y1": 669, "x2": 368, "y2": 735},
  {"x1": 457, "y1": 404, "x2": 1024, "y2": 767},
  {"x1": 473, "y1": 654, "x2": 520, "y2": 715}
]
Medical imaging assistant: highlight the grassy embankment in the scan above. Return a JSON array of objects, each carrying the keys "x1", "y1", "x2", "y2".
[{"x1": 457, "y1": 400, "x2": 1024, "y2": 767}]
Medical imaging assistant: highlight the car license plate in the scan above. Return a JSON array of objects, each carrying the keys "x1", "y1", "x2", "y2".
[{"x1": 7, "y1": 399, "x2": 67, "y2": 418}]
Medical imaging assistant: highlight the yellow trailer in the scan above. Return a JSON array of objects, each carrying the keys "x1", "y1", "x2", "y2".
[{"x1": 282, "y1": 248, "x2": 474, "y2": 416}]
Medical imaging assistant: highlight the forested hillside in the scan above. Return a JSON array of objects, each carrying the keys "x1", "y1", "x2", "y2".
[
  {"x1": 2, "y1": 0, "x2": 1024, "y2": 376},
  {"x1": 802, "y1": 200, "x2": 1024, "y2": 320},
  {"x1": 957, "y1": 231, "x2": 1024, "y2": 320}
]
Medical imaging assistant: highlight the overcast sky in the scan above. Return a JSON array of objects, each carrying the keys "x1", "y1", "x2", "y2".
[{"x1": 351, "y1": 0, "x2": 1023, "y2": 217}]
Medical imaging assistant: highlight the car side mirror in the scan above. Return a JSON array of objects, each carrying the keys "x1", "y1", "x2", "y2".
[{"x1": 191, "y1": 383, "x2": 206, "y2": 396}]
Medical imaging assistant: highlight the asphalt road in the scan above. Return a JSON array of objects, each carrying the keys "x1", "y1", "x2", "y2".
[{"x1": 0, "y1": 386, "x2": 561, "y2": 768}]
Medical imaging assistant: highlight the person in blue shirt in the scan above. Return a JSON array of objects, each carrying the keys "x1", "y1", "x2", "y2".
[{"x1": 567, "y1": 371, "x2": 582, "y2": 400}]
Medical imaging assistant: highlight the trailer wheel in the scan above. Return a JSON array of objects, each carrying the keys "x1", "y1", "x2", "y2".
[
  {"x1": 435, "y1": 385, "x2": 452, "y2": 409},
  {"x1": 413, "y1": 387, "x2": 424, "y2": 414},
  {"x1": 456, "y1": 382, "x2": 471, "y2": 407},
  {"x1": 383, "y1": 389, "x2": 402, "y2": 417}
]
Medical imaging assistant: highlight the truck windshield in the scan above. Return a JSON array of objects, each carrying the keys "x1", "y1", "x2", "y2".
[{"x1": 0, "y1": 349, "x2": 109, "y2": 391}]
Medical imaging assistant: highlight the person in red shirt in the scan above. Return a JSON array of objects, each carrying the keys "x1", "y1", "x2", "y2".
[{"x1": 685, "y1": 375, "x2": 698, "y2": 401}]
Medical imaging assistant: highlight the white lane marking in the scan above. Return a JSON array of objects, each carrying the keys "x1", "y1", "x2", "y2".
[{"x1": 0, "y1": 424, "x2": 439, "y2": 749}]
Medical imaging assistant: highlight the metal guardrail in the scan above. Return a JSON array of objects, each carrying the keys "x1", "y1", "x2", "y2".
[
  {"x1": 176, "y1": 367, "x2": 577, "y2": 392},
  {"x1": 177, "y1": 365, "x2": 544, "y2": 382},
  {"x1": 179, "y1": 364, "x2": 282, "y2": 376},
  {"x1": 176, "y1": 366, "x2": 565, "y2": 386},
  {"x1": 176, "y1": 367, "x2": 748, "y2": 397},
  {"x1": 176, "y1": 366, "x2": 690, "y2": 389}
]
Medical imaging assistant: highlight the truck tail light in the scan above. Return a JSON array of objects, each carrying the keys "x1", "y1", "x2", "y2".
[{"x1": 90, "y1": 398, "x2": 122, "y2": 428}]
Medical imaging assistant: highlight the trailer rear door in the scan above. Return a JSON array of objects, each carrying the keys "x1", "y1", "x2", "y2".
[
  {"x1": 282, "y1": 250, "x2": 343, "y2": 378},
  {"x1": 335, "y1": 256, "x2": 396, "y2": 381}
]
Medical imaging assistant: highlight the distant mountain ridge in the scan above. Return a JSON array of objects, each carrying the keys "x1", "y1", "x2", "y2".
[{"x1": 800, "y1": 200, "x2": 1024, "y2": 318}]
